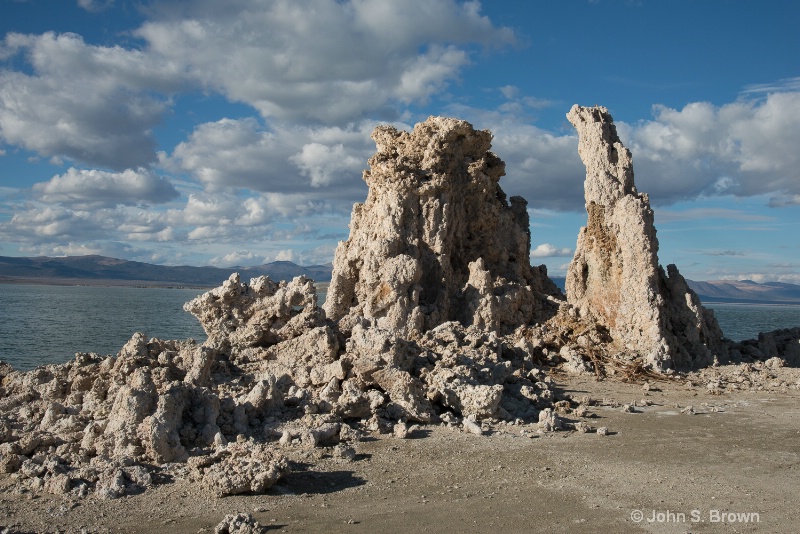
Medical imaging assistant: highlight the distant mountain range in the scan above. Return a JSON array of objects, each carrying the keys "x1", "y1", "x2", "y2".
[
  {"x1": 0, "y1": 255, "x2": 333, "y2": 288},
  {"x1": 685, "y1": 279, "x2": 800, "y2": 305},
  {"x1": 1, "y1": 255, "x2": 798, "y2": 304}
]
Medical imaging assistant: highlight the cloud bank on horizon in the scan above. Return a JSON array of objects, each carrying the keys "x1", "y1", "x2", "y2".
[{"x1": 0, "y1": 0, "x2": 798, "y2": 283}]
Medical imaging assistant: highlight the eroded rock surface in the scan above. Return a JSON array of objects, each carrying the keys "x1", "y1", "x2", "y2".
[
  {"x1": 565, "y1": 105, "x2": 727, "y2": 370},
  {"x1": 0, "y1": 275, "x2": 562, "y2": 500},
  {"x1": 323, "y1": 116, "x2": 561, "y2": 336},
  {"x1": 184, "y1": 273, "x2": 321, "y2": 351}
]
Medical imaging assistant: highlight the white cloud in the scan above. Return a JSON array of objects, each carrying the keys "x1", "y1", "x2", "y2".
[
  {"x1": 136, "y1": 0, "x2": 514, "y2": 123},
  {"x1": 20, "y1": 240, "x2": 138, "y2": 259},
  {"x1": 163, "y1": 118, "x2": 286, "y2": 191},
  {"x1": 0, "y1": 32, "x2": 182, "y2": 169},
  {"x1": 499, "y1": 85, "x2": 519, "y2": 99},
  {"x1": 290, "y1": 143, "x2": 364, "y2": 188},
  {"x1": 394, "y1": 45, "x2": 469, "y2": 103},
  {"x1": 741, "y1": 76, "x2": 800, "y2": 95},
  {"x1": 3, "y1": 205, "x2": 101, "y2": 239},
  {"x1": 33, "y1": 167, "x2": 179, "y2": 208},
  {"x1": 625, "y1": 92, "x2": 800, "y2": 205},
  {"x1": 530, "y1": 243, "x2": 573, "y2": 258},
  {"x1": 210, "y1": 250, "x2": 261, "y2": 268},
  {"x1": 163, "y1": 117, "x2": 374, "y2": 201},
  {"x1": 273, "y1": 249, "x2": 297, "y2": 262},
  {"x1": 450, "y1": 89, "x2": 800, "y2": 211}
]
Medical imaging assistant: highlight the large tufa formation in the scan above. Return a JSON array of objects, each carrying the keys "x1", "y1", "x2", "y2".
[
  {"x1": 324, "y1": 116, "x2": 561, "y2": 337},
  {"x1": 565, "y1": 105, "x2": 726, "y2": 370}
]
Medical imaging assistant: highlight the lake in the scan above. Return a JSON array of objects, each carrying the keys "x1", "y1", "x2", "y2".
[
  {"x1": 0, "y1": 284, "x2": 207, "y2": 371},
  {"x1": 704, "y1": 302, "x2": 800, "y2": 343},
  {"x1": 1, "y1": 284, "x2": 798, "y2": 371}
]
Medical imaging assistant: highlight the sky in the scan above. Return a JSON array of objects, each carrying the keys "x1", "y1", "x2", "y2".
[{"x1": 0, "y1": 0, "x2": 798, "y2": 283}]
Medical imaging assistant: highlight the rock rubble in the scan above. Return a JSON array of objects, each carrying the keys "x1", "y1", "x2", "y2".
[{"x1": 1, "y1": 108, "x2": 798, "y2": 503}]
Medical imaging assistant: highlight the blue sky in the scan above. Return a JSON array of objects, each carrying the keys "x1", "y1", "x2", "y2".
[{"x1": 0, "y1": 0, "x2": 798, "y2": 283}]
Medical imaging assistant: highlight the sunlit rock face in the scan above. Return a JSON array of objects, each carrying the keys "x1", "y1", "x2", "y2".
[
  {"x1": 324, "y1": 116, "x2": 561, "y2": 336},
  {"x1": 565, "y1": 104, "x2": 726, "y2": 370}
]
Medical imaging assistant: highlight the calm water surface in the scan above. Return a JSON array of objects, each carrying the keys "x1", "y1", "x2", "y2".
[
  {"x1": 1, "y1": 284, "x2": 799, "y2": 371},
  {"x1": 705, "y1": 302, "x2": 800, "y2": 343},
  {"x1": 0, "y1": 284, "x2": 206, "y2": 371}
]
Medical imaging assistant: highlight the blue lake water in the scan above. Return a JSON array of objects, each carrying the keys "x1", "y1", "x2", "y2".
[
  {"x1": 704, "y1": 302, "x2": 800, "y2": 343},
  {"x1": 0, "y1": 284, "x2": 798, "y2": 372},
  {"x1": 0, "y1": 284, "x2": 207, "y2": 371}
]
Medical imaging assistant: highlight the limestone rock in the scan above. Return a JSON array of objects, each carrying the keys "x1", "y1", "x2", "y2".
[
  {"x1": 565, "y1": 104, "x2": 726, "y2": 370},
  {"x1": 736, "y1": 327, "x2": 800, "y2": 366},
  {"x1": 190, "y1": 440, "x2": 289, "y2": 497},
  {"x1": 462, "y1": 417, "x2": 483, "y2": 436},
  {"x1": 215, "y1": 512, "x2": 265, "y2": 534},
  {"x1": 184, "y1": 273, "x2": 321, "y2": 350},
  {"x1": 324, "y1": 116, "x2": 560, "y2": 336}
]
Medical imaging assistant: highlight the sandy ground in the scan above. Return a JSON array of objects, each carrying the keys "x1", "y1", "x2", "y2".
[{"x1": 2, "y1": 371, "x2": 798, "y2": 534}]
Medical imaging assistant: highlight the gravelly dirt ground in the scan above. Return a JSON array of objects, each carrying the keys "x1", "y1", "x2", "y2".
[{"x1": 2, "y1": 371, "x2": 798, "y2": 534}]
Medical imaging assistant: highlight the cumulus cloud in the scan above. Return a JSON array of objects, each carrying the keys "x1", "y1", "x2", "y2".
[
  {"x1": 625, "y1": 92, "x2": 800, "y2": 206},
  {"x1": 0, "y1": 32, "x2": 182, "y2": 169},
  {"x1": 163, "y1": 117, "x2": 375, "y2": 202},
  {"x1": 33, "y1": 167, "x2": 179, "y2": 208},
  {"x1": 163, "y1": 118, "x2": 288, "y2": 191},
  {"x1": 209, "y1": 250, "x2": 261, "y2": 268},
  {"x1": 136, "y1": 0, "x2": 514, "y2": 123},
  {"x1": 0, "y1": 204, "x2": 112, "y2": 243},
  {"x1": 21, "y1": 240, "x2": 139, "y2": 259},
  {"x1": 451, "y1": 89, "x2": 800, "y2": 211},
  {"x1": 273, "y1": 249, "x2": 298, "y2": 263},
  {"x1": 290, "y1": 143, "x2": 365, "y2": 188},
  {"x1": 2, "y1": 0, "x2": 798, "y2": 273},
  {"x1": 530, "y1": 243, "x2": 573, "y2": 258}
]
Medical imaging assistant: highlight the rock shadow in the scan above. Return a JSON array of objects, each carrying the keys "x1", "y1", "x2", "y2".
[{"x1": 277, "y1": 464, "x2": 367, "y2": 495}]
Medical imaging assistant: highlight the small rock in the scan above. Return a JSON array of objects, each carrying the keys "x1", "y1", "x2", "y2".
[
  {"x1": 537, "y1": 408, "x2": 563, "y2": 432},
  {"x1": 440, "y1": 412, "x2": 460, "y2": 425},
  {"x1": 393, "y1": 422, "x2": 409, "y2": 439},
  {"x1": 214, "y1": 512, "x2": 263, "y2": 534},
  {"x1": 462, "y1": 417, "x2": 483, "y2": 436},
  {"x1": 571, "y1": 421, "x2": 591, "y2": 433},
  {"x1": 332, "y1": 444, "x2": 356, "y2": 461}
]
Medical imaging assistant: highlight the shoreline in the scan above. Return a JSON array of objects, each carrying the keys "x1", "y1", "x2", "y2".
[
  {"x1": 704, "y1": 300, "x2": 800, "y2": 307},
  {"x1": 3, "y1": 276, "x2": 796, "y2": 307},
  {"x1": 0, "y1": 277, "x2": 332, "y2": 290},
  {"x1": 0, "y1": 276, "x2": 216, "y2": 289}
]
